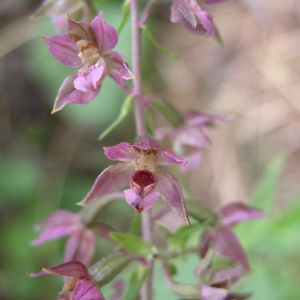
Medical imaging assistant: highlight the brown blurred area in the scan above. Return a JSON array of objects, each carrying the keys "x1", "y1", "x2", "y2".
[{"x1": 149, "y1": 0, "x2": 300, "y2": 210}]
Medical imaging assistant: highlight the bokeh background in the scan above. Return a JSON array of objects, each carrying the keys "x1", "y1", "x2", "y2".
[{"x1": 1, "y1": 0, "x2": 300, "y2": 299}]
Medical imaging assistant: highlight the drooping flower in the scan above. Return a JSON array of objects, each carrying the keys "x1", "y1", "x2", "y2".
[
  {"x1": 31, "y1": 209, "x2": 113, "y2": 266},
  {"x1": 196, "y1": 251, "x2": 251, "y2": 300},
  {"x1": 156, "y1": 111, "x2": 231, "y2": 172},
  {"x1": 31, "y1": 0, "x2": 95, "y2": 31},
  {"x1": 78, "y1": 135, "x2": 190, "y2": 225},
  {"x1": 42, "y1": 12, "x2": 134, "y2": 112},
  {"x1": 198, "y1": 202, "x2": 266, "y2": 269},
  {"x1": 170, "y1": 0, "x2": 215, "y2": 37},
  {"x1": 28, "y1": 260, "x2": 104, "y2": 300}
]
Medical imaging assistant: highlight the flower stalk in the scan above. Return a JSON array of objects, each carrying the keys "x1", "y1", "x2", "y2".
[{"x1": 131, "y1": 0, "x2": 153, "y2": 299}]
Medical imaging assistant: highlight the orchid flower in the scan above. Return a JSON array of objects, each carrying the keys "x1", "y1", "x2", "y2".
[
  {"x1": 199, "y1": 202, "x2": 266, "y2": 269},
  {"x1": 42, "y1": 12, "x2": 134, "y2": 112},
  {"x1": 78, "y1": 135, "x2": 190, "y2": 225},
  {"x1": 31, "y1": 210, "x2": 113, "y2": 266},
  {"x1": 156, "y1": 111, "x2": 231, "y2": 172},
  {"x1": 28, "y1": 260, "x2": 104, "y2": 300}
]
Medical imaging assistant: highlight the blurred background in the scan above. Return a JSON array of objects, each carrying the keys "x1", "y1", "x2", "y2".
[{"x1": 1, "y1": 0, "x2": 300, "y2": 299}]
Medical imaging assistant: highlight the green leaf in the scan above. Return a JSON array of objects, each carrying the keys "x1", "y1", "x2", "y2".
[
  {"x1": 98, "y1": 95, "x2": 133, "y2": 140},
  {"x1": 89, "y1": 252, "x2": 132, "y2": 287},
  {"x1": 145, "y1": 108, "x2": 154, "y2": 136},
  {"x1": 118, "y1": 0, "x2": 130, "y2": 33},
  {"x1": 214, "y1": 26, "x2": 224, "y2": 47},
  {"x1": 122, "y1": 265, "x2": 149, "y2": 300},
  {"x1": 128, "y1": 214, "x2": 141, "y2": 235},
  {"x1": 141, "y1": 25, "x2": 181, "y2": 60},
  {"x1": 185, "y1": 201, "x2": 218, "y2": 225},
  {"x1": 152, "y1": 98, "x2": 183, "y2": 127},
  {"x1": 110, "y1": 232, "x2": 158, "y2": 258},
  {"x1": 249, "y1": 153, "x2": 285, "y2": 211}
]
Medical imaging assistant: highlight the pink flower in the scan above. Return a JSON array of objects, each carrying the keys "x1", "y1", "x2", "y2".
[
  {"x1": 170, "y1": 0, "x2": 215, "y2": 36},
  {"x1": 156, "y1": 111, "x2": 231, "y2": 172},
  {"x1": 31, "y1": 210, "x2": 113, "y2": 266},
  {"x1": 28, "y1": 260, "x2": 104, "y2": 300},
  {"x1": 199, "y1": 202, "x2": 266, "y2": 270},
  {"x1": 78, "y1": 136, "x2": 190, "y2": 225},
  {"x1": 42, "y1": 12, "x2": 134, "y2": 112}
]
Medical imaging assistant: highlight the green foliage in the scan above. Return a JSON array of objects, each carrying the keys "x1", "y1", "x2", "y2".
[
  {"x1": 121, "y1": 265, "x2": 149, "y2": 300},
  {"x1": 110, "y1": 232, "x2": 158, "y2": 258},
  {"x1": 118, "y1": 0, "x2": 130, "y2": 33},
  {"x1": 89, "y1": 252, "x2": 132, "y2": 287}
]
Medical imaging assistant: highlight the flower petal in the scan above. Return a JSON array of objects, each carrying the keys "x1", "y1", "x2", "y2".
[
  {"x1": 218, "y1": 202, "x2": 266, "y2": 226},
  {"x1": 52, "y1": 71, "x2": 100, "y2": 113},
  {"x1": 31, "y1": 210, "x2": 80, "y2": 245},
  {"x1": 171, "y1": 0, "x2": 197, "y2": 28},
  {"x1": 74, "y1": 63, "x2": 106, "y2": 92},
  {"x1": 64, "y1": 230, "x2": 96, "y2": 266},
  {"x1": 201, "y1": 285, "x2": 228, "y2": 300},
  {"x1": 180, "y1": 150, "x2": 201, "y2": 172},
  {"x1": 42, "y1": 34, "x2": 82, "y2": 67},
  {"x1": 91, "y1": 12, "x2": 118, "y2": 54},
  {"x1": 174, "y1": 126, "x2": 211, "y2": 148},
  {"x1": 213, "y1": 227, "x2": 249, "y2": 270},
  {"x1": 124, "y1": 188, "x2": 160, "y2": 212},
  {"x1": 156, "y1": 149, "x2": 187, "y2": 166},
  {"x1": 78, "y1": 163, "x2": 132, "y2": 206},
  {"x1": 43, "y1": 261, "x2": 90, "y2": 279},
  {"x1": 156, "y1": 169, "x2": 190, "y2": 225},
  {"x1": 74, "y1": 279, "x2": 104, "y2": 300},
  {"x1": 105, "y1": 51, "x2": 135, "y2": 86},
  {"x1": 198, "y1": 230, "x2": 213, "y2": 258},
  {"x1": 134, "y1": 135, "x2": 162, "y2": 150},
  {"x1": 66, "y1": 15, "x2": 94, "y2": 42},
  {"x1": 185, "y1": 111, "x2": 232, "y2": 127},
  {"x1": 104, "y1": 142, "x2": 137, "y2": 161}
]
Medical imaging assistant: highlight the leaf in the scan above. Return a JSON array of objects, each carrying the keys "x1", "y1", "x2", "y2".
[
  {"x1": 98, "y1": 95, "x2": 133, "y2": 140},
  {"x1": 118, "y1": 0, "x2": 130, "y2": 33},
  {"x1": 110, "y1": 232, "x2": 158, "y2": 258},
  {"x1": 128, "y1": 214, "x2": 141, "y2": 235},
  {"x1": 152, "y1": 98, "x2": 183, "y2": 127},
  {"x1": 145, "y1": 108, "x2": 154, "y2": 136},
  {"x1": 121, "y1": 265, "x2": 149, "y2": 300},
  {"x1": 186, "y1": 201, "x2": 218, "y2": 225},
  {"x1": 141, "y1": 25, "x2": 181, "y2": 60},
  {"x1": 249, "y1": 153, "x2": 285, "y2": 211},
  {"x1": 214, "y1": 26, "x2": 224, "y2": 47},
  {"x1": 89, "y1": 252, "x2": 132, "y2": 287}
]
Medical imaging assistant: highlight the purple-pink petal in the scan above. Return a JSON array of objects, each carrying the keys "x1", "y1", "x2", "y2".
[
  {"x1": 171, "y1": 0, "x2": 197, "y2": 28},
  {"x1": 74, "y1": 64, "x2": 106, "y2": 92},
  {"x1": 156, "y1": 169, "x2": 190, "y2": 225},
  {"x1": 105, "y1": 51, "x2": 135, "y2": 86},
  {"x1": 155, "y1": 149, "x2": 187, "y2": 166},
  {"x1": 134, "y1": 135, "x2": 162, "y2": 150},
  {"x1": 78, "y1": 163, "x2": 132, "y2": 206},
  {"x1": 73, "y1": 279, "x2": 104, "y2": 300},
  {"x1": 201, "y1": 285, "x2": 228, "y2": 300},
  {"x1": 91, "y1": 12, "x2": 118, "y2": 54},
  {"x1": 124, "y1": 188, "x2": 160, "y2": 212},
  {"x1": 185, "y1": 111, "x2": 232, "y2": 127},
  {"x1": 104, "y1": 142, "x2": 137, "y2": 161},
  {"x1": 213, "y1": 227, "x2": 249, "y2": 270},
  {"x1": 66, "y1": 15, "x2": 94, "y2": 43},
  {"x1": 194, "y1": 5, "x2": 215, "y2": 37},
  {"x1": 52, "y1": 71, "x2": 101, "y2": 113},
  {"x1": 180, "y1": 150, "x2": 201, "y2": 172},
  {"x1": 198, "y1": 230, "x2": 213, "y2": 258},
  {"x1": 43, "y1": 261, "x2": 91, "y2": 279},
  {"x1": 219, "y1": 202, "x2": 266, "y2": 226},
  {"x1": 42, "y1": 34, "x2": 82, "y2": 67},
  {"x1": 64, "y1": 230, "x2": 96, "y2": 266}
]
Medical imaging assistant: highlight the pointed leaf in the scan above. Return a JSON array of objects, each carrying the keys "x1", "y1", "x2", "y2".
[
  {"x1": 152, "y1": 98, "x2": 183, "y2": 127},
  {"x1": 186, "y1": 201, "x2": 218, "y2": 225},
  {"x1": 89, "y1": 252, "x2": 132, "y2": 287},
  {"x1": 141, "y1": 26, "x2": 181, "y2": 60},
  {"x1": 128, "y1": 214, "x2": 141, "y2": 234},
  {"x1": 98, "y1": 95, "x2": 133, "y2": 140},
  {"x1": 109, "y1": 232, "x2": 158, "y2": 258},
  {"x1": 118, "y1": 0, "x2": 131, "y2": 33},
  {"x1": 121, "y1": 265, "x2": 149, "y2": 300},
  {"x1": 145, "y1": 108, "x2": 154, "y2": 136},
  {"x1": 214, "y1": 26, "x2": 224, "y2": 47}
]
